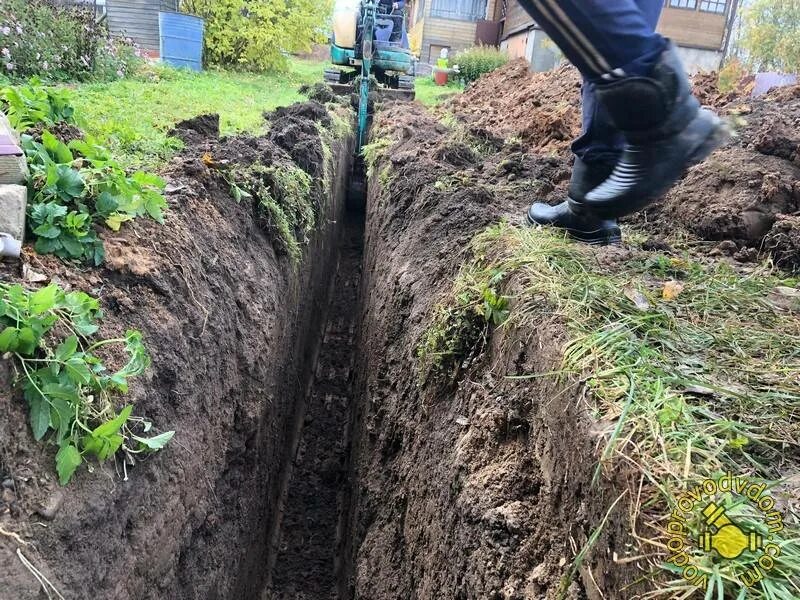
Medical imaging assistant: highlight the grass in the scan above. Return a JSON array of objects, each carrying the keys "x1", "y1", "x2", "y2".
[
  {"x1": 414, "y1": 74, "x2": 463, "y2": 107},
  {"x1": 426, "y1": 222, "x2": 800, "y2": 598},
  {"x1": 68, "y1": 59, "x2": 328, "y2": 169}
]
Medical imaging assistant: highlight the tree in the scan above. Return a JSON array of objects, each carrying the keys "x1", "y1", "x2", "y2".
[
  {"x1": 740, "y1": 0, "x2": 800, "y2": 72},
  {"x1": 182, "y1": 0, "x2": 332, "y2": 72}
]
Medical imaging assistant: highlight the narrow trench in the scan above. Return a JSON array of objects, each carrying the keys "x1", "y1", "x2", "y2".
[{"x1": 265, "y1": 204, "x2": 365, "y2": 600}]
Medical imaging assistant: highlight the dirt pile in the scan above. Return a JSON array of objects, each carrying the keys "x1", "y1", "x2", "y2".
[
  {"x1": 450, "y1": 61, "x2": 800, "y2": 268},
  {"x1": 0, "y1": 102, "x2": 353, "y2": 600},
  {"x1": 448, "y1": 60, "x2": 582, "y2": 156},
  {"x1": 690, "y1": 71, "x2": 755, "y2": 110},
  {"x1": 652, "y1": 83, "x2": 800, "y2": 268}
]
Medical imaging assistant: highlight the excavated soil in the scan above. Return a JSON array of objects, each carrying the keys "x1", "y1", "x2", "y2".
[
  {"x1": 448, "y1": 60, "x2": 582, "y2": 157},
  {"x1": 0, "y1": 102, "x2": 354, "y2": 600},
  {"x1": 448, "y1": 60, "x2": 800, "y2": 269}
]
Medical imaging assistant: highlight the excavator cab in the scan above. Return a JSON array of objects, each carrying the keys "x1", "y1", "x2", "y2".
[{"x1": 327, "y1": 0, "x2": 416, "y2": 113}]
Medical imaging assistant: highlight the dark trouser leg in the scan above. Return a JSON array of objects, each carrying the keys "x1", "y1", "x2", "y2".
[
  {"x1": 572, "y1": 0, "x2": 665, "y2": 165},
  {"x1": 514, "y1": 0, "x2": 667, "y2": 79}
]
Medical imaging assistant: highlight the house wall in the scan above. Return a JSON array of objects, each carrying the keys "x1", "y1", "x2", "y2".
[
  {"x1": 418, "y1": 0, "x2": 494, "y2": 63},
  {"x1": 106, "y1": 0, "x2": 178, "y2": 54},
  {"x1": 660, "y1": 6, "x2": 728, "y2": 51},
  {"x1": 675, "y1": 46, "x2": 723, "y2": 73}
]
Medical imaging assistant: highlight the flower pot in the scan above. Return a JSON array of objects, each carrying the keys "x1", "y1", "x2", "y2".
[{"x1": 434, "y1": 69, "x2": 448, "y2": 86}]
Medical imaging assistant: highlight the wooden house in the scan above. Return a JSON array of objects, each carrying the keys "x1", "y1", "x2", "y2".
[
  {"x1": 105, "y1": 0, "x2": 179, "y2": 57},
  {"x1": 406, "y1": 0, "x2": 502, "y2": 64},
  {"x1": 499, "y1": 0, "x2": 739, "y2": 73}
]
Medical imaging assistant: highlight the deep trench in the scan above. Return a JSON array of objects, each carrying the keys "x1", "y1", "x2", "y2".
[{"x1": 263, "y1": 162, "x2": 366, "y2": 600}]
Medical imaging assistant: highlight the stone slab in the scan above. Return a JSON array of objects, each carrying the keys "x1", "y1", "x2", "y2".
[
  {"x1": 0, "y1": 113, "x2": 27, "y2": 184},
  {"x1": 0, "y1": 184, "x2": 27, "y2": 241}
]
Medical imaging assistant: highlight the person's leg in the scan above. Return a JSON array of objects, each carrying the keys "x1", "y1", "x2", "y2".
[
  {"x1": 572, "y1": 0, "x2": 664, "y2": 165},
  {"x1": 523, "y1": 0, "x2": 726, "y2": 243},
  {"x1": 515, "y1": 0, "x2": 666, "y2": 79}
]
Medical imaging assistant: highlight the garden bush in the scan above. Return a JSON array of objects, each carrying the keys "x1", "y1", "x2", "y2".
[
  {"x1": 0, "y1": 0, "x2": 142, "y2": 81},
  {"x1": 181, "y1": 0, "x2": 331, "y2": 72},
  {"x1": 454, "y1": 46, "x2": 508, "y2": 84}
]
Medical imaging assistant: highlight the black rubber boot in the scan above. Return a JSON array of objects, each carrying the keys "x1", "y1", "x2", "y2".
[
  {"x1": 583, "y1": 43, "x2": 728, "y2": 219},
  {"x1": 526, "y1": 158, "x2": 622, "y2": 245}
]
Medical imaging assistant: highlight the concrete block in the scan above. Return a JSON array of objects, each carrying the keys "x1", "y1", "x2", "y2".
[
  {"x1": 0, "y1": 154, "x2": 27, "y2": 185},
  {"x1": 0, "y1": 112, "x2": 27, "y2": 185},
  {"x1": 0, "y1": 112, "x2": 20, "y2": 144},
  {"x1": 0, "y1": 184, "x2": 27, "y2": 241}
]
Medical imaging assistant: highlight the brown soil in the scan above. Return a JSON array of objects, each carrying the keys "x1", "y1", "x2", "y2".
[
  {"x1": 3, "y1": 56, "x2": 800, "y2": 600},
  {"x1": 690, "y1": 71, "x2": 755, "y2": 110},
  {"x1": 447, "y1": 60, "x2": 800, "y2": 269},
  {"x1": 0, "y1": 102, "x2": 354, "y2": 600},
  {"x1": 447, "y1": 60, "x2": 582, "y2": 157},
  {"x1": 338, "y1": 101, "x2": 641, "y2": 600},
  {"x1": 24, "y1": 121, "x2": 83, "y2": 145},
  {"x1": 646, "y1": 84, "x2": 800, "y2": 268}
]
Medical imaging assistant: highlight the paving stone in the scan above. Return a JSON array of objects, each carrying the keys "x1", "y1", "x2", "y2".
[{"x1": 0, "y1": 184, "x2": 27, "y2": 241}]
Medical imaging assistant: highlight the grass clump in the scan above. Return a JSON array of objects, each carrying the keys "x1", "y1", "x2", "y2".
[
  {"x1": 361, "y1": 136, "x2": 393, "y2": 178},
  {"x1": 417, "y1": 266, "x2": 509, "y2": 383},
  {"x1": 229, "y1": 163, "x2": 314, "y2": 265},
  {"x1": 0, "y1": 282, "x2": 173, "y2": 485},
  {"x1": 431, "y1": 222, "x2": 800, "y2": 597}
]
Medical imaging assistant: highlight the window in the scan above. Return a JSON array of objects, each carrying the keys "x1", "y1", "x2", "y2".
[
  {"x1": 430, "y1": 0, "x2": 487, "y2": 21},
  {"x1": 668, "y1": 0, "x2": 697, "y2": 8},
  {"x1": 699, "y1": 0, "x2": 727, "y2": 13}
]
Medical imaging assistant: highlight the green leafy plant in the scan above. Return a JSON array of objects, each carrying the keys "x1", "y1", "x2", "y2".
[
  {"x1": 0, "y1": 282, "x2": 173, "y2": 485},
  {"x1": 21, "y1": 131, "x2": 167, "y2": 264},
  {"x1": 417, "y1": 269, "x2": 510, "y2": 382},
  {"x1": 453, "y1": 46, "x2": 508, "y2": 84},
  {"x1": 0, "y1": 80, "x2": 75, "y2": 129},
  {"x1": 181, "y1": 0, "x2": 332, "y2": 72}
]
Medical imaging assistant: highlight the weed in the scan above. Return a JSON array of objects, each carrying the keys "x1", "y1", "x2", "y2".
[
  {"x1": 0, "y1": 282, "x2": 172, "y2": 485},
  {"x1": 229, "y1": 163, "x2": 315, "y2": 265},
  {"x1": 361, "y1": 136, "x2": 393, "y2": 178},
  {"x1": 0, "y1": 81, "x2": 75, "y2": 129},
  {"x1": 453, "y1": 46, "x2": 509, "y2": 84},
  {"x1": 22, "y1": 131, "x2": 166, "y2": 264},
  {"x1": 417, "y1": 265, "x2": 509, "y2": 383}
]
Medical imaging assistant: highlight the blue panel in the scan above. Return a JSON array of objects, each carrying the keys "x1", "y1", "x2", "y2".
[{"x1": 159, "y1": 11, "x2": 204, "y2": 71}]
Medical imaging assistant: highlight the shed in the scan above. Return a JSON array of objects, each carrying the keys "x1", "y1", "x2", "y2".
[{"x1": 106, "y1": 0, "x2": 179, "y2": 56}]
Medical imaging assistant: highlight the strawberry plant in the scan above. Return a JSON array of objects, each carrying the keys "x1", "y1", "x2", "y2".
[
  {"x1": 21, "y1": 131, "x2": 167, "y2": 264},
  {"x1": 0, "y1": 282, "x2": 173, "y2": 485},
  {"x1": 0, "y1": 80, "x2": 75, "y2": 129}
]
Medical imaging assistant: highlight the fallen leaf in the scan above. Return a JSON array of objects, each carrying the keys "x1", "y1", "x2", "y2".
[
  {"x1": 662, "y1": 280, "x2": 685, "y2": 301},
  {"x1": 624, "y1": 286, "x2": 650, "y2": 311},
  {"x1": 455, "y1": 416, "x2": 469, "y2": 426},
  {"x1": 22, "y1": 264, "x2": 48, "y2": 284},
  {"x1": 201, "y1": 152, "x2": 214, "y2": 166}
]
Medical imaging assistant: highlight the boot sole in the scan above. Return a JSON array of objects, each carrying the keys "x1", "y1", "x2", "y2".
[{"x1": 526, "y1": 212, "x2": 622, "y2": 246}]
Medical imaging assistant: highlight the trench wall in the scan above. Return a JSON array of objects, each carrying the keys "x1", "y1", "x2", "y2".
[
  {"x1": 0, "y1": 124, "x2": 354, "y2": 600},
  {"x1": 342, "y1": 103, "x2": 638, "y2": 599}
]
